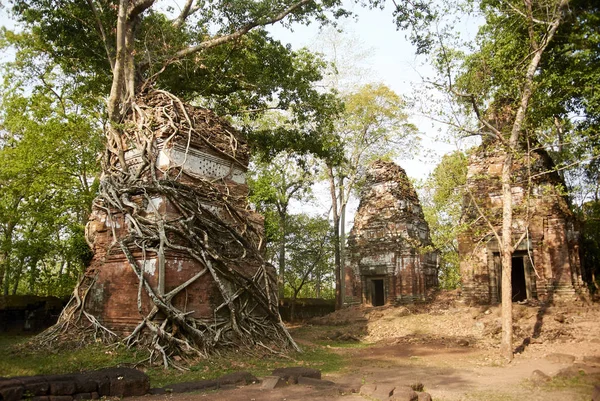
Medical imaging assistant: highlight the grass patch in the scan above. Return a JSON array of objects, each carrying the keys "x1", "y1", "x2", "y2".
[
  {"x1": 542, "y1": 371, "x2": 597, "y2": 398},
  {"x1": 0, "y1": 334, "x2": 148, "y2": 377},
  {"x1": 0, "y1": 334, "x2": 346, "y2": 389},
  {"x1": 147, "y1": 344, "x2": 346, "y2": 388}
]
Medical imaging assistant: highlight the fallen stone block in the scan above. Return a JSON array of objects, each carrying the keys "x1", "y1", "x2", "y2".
[
  {"x1": 530, "y1": 369, "x2": 551, "y2": 384},
  {"x1": 17, "y1": 376, "x2": 50, "y2": 396},
  {"x1": 555, "y1": 365, "x2": 586, "y2": 379},
  {"x1": 360, "y1": 382, "x2": 395, "y2": 400},
  {"x1": 74, "y1": 375, "x2": 98, "y2": 394},
  {"x1": 271, "y1": 367, "x2": 321, "y2": 384},
  {"x1": 49, "y1": 382, "x2": 76, "y2": 397},
  {"x1": 417, "y1": 392, "x2": 432, "y2": 401},
  {"x1": 260, "y1": 376, "x2": 287, "y2": 390},
  {"x1": 583, "y1": 356, "x2": 600, "y2": 365},
  {"x1": 100, "y1": 368, "x2": 149, "y2": 397},
  {"x1": 48, "y1": 396, "x2": 73, "y2": 401},
  {"x1": 389, "y1": 386, "x2": 418, "y2": 401},
  {"x1": 165, "y1": 380, "x2": 218, "y2": 393},
  {"x1": 546, "y1": 353, "x2": 576, "y2": 364},
  {"x1": 297, "y1": 376, "x2": 335, "y2": 388},
  {"x1": 592, "y1": 385, "x2": 600, "y2": 401},
  {"x1": 359, "y1": 383, "x2": 377, "y2": 397},
  {"x1": 216, "y1": 371, "x2": 258, "y2": 386},
  {"x1": 0, "y1": 381, "x2": 24, "y2": 401}
]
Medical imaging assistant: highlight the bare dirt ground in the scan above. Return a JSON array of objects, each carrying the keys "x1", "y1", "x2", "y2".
[{"x1": 129, "y1": 291, "x2": 600, "y2": 401}]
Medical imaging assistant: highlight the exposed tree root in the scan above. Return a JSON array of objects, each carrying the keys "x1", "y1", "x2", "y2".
[{"x1": 32, "y1": 89, "x2": 299, "y2": 367}]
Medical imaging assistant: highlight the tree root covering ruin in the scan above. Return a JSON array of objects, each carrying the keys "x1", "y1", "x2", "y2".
[{"x1": 32, "y1": 89, "x2": 299, "y2": 368}]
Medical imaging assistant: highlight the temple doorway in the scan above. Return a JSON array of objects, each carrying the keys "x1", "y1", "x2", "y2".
[{"x1": 371, "y1": 279, "x2": 385, "y2": 306}]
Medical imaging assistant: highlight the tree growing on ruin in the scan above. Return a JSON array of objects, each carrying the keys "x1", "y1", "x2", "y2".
[
  {"x1": 4, "y1": 0, "x2": 355, "y2": 361},
  {"x1": 432, "y1": 0, "x2": 573, "y2": 361}
]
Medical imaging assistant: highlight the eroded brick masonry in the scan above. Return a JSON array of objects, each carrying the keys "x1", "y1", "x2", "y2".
[
  {"x1": 458, "y1": 142, "x2": 585, "y2": 304},
  {"x1": 345, "y1": 160, "x2": 438, "y2": 306}
]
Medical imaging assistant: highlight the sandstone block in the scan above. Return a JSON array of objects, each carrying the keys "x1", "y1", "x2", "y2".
[
  {"x1": 271, "y1": 367, "x2": 321, "y2": 384},
  {"x1": 216, "y1": 371, "x2": 257, "y2": 386},
  {"x1": 0, "y1": 382, "x2": 23, "y2": 401},
  {"x1": 48, "y1": 396, "x2": 73, "y2": 401},
  {"x1": 260, "y1": 376, "x2": 287, "y2": 390},
  {"x1": 546, "y1": 353, "x2": 576, "y2": 364},
  {"x1": 592, "y1": 385, "x2": 600, "y2": 401},
  {"x1": 389, "y1": 386, "x2": 418, "y2": 401},
  {"x1": 530, "y1": 369, "x2": 551, "y2": 383},
  {"x1": 49, "y1": 382, "x2": 76, "y2": 396},
  {"x1": 18, "y1": 376, "x2": 49, "y2": 396},
  {"x1": 417, "y1": 392, "x2": 432, "y2": 401},
  {"x1": 165, "y1": 380, "x2": 218, "y2": 393}
]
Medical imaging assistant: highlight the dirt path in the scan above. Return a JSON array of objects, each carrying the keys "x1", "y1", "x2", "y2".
[{"x1": 129, "y1": 297, "x2": 600, "y2": 401}]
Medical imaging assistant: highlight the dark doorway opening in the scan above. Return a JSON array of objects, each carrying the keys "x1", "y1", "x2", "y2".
[
  {"x1": 511, "y1": 256, "x2": 527, "y2": 302},
  {"x1": 371, "y1": 279, "x2": 385, "y2": 306}
]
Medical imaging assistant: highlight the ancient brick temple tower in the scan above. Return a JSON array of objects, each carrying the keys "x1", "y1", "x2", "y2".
[
  {"x1": 84, "y1": 93, "x2": 266, "y2": 333},
  {"x1": 458, "y1": 142, "x2": 585, "y2": 304},
  {"x1": 345, "y1": 160, "x2": 438, "y2": 306}
]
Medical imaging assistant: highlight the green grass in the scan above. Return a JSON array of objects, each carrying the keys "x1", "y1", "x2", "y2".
[
  {"x1": 0, "y1": 334, "x2": 347, "y2": 389},
  {"x1": 0, "y1": 334, "x2": 148, "y2": 377},
  {"x1": 147, "y1": 344, "x2": 346, "y2": 388},
  {"x1": 542, "y1": 371, "x2": 597, "y2": 398}
]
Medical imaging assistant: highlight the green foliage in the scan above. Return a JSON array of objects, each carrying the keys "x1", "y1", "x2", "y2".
[
  {"x1": 329, "y1": 83, "x2": 419, "y2": 197},
  {"x1": 578, "y1": 201, "x2": 600, "y2": 293},
  {"x1": 0, "y1": 0, "x2": 355, "y2": 299},
  {"x1": 0, "y1": 53, "x2": 103, "y2": 296},
  {"x1": 283, "y1": 214, "x2": 334, "y2": 299},
  {"x1": 0, "y1": 335, "x2": 148, "y2": 377},
  {"x1": 421, "y1": 151, "x2": 468, "y2": 289},
  {"x1": 6, "y1": 0, "x2": 350, "y2": 159},
  {"x1": 446, "y1": 0, "x2": 600, "y2": 203}
]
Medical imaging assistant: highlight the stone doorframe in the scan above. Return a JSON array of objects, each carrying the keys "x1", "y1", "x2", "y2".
[
  {"x1": 362, "y1": 275, "x2": 389, "y2": 306},
  {"x1": 486, "y1": 236, "x2": 537, "y2": 303}
]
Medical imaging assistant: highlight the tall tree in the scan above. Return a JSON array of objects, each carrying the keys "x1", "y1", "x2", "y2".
[
  {"x1": 421, "y1": 150, "x2": 468, "y2": 290},
  {"x1": 249, "y1": 152, "x2": 316, "y2": 298},
  {"x1": 431, "y1": 0, "x2": 573, "y2": 361},
  {"x1": 0, "y1": 55, "x2": 102, "y2": 295},
  {"x1": 5, "y1": 0, "x2": 355, "y2": 359},
  {"x1": 326, "y1": 83, "x2": 417, "y2": 309},
  {"x1": 283, "y1": 213, "x2": 333, "y2": 321}
]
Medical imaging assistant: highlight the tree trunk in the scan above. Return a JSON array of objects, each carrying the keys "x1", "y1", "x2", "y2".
[
  {"x1": 500, "y1": 153, "x2": 514, "y2": 361},
  {"x1": 278, "y1": 212, "x2": 287, "y2": 299},
  {"x1": 498, "y1": 0, "x2": 568, "y2": 361},
  {"x1": 290, "y1": 292, "x2": 298, "y2": 322},
  {"x1": 315, "y1": 268, "x2": 321, "y2": 298},
  {"x1": 327, "y1": 164, "x2": 343, "y2": 310},
  {"x1": 340, "y1": 190, "x2": 346, "y2": 307}
]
